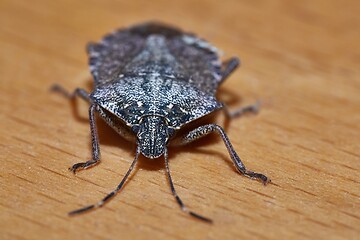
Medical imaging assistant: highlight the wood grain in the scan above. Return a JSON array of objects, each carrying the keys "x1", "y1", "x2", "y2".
[{"x1": 1, "y1": 0, "x2": 359, "y2": 239}]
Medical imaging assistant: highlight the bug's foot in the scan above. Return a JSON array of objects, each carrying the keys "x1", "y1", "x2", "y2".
[
  {"x1": 69, "y1": 163, "x2": 85, "y2": 173},
  {"x1": 244, "y1": 170, "x2": 271, "y2": 185},
  {"x1": 225, "y1": 100, "x2": 261, "y2": 119},
  {"x1": 69, "y1": 160, "x2": 99, "y2": 174},
  {"x1": 50, "y1": 84, "x2": 71, "y2": 98}
]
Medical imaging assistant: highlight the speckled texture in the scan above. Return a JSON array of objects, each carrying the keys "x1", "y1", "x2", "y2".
[{"x1": 87, "y1": 22, "x2": 222, "y2": 93}]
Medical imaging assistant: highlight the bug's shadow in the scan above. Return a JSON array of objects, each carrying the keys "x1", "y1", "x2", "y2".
[
  {"x1": 97, "y1": 118, "x2": 134, "y2": 152},
  {"x1": 169, "y1": 136, "x2": 237, "y2": 172}
]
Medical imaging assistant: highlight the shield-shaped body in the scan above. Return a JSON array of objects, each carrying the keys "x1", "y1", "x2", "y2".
[{"x1": 88, "y1": 22, "x2": 225, "y2": 158}]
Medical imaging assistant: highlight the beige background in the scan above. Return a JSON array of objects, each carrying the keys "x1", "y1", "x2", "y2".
[{"x1": 1, "y1": 0, "x2": 359, "y2": 239}]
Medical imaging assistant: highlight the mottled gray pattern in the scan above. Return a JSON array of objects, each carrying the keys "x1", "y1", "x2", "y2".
[
  {"x1": 88, "y1": 22, "x2": 225, "y2": 158},
  {"x1": 91, "y1": 73, "x2": 223, "y2": 129},
  {"x1": 87, "y1": 22, "x2": 222, "y2": 94}
]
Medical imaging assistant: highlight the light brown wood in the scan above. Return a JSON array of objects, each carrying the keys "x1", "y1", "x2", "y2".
[{"x1": 1, "y1": 0, "x2": 359, "y2": 239}]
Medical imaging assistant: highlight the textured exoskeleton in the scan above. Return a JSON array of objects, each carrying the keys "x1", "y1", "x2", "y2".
[{"x1": 52, "y1": 22, "x2": 270, "y2": 223}]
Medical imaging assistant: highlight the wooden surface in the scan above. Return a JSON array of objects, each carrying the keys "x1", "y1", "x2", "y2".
[{"x1": 1, "y1": 0, "x2": 359, "y2": 239}]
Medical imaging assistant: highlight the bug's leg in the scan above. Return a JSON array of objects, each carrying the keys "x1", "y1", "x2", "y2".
[
  {"x1": 164, "y1": 149, "x2": 212, "y2": 223},
  {"x1": 218, "y1": 57, "x2": 260, "y2": 119},
  {"x1": 223, "y1": 100, "x2": 261, "y2": 119},
  {"x1": 69, "y1": 147, "x2": 140, "y2": 215},
  {"x1": 69, "y1": 103, "x2": 101, "y2": 173},
  {"x1": 219, "y1": 57, "x2": 240, "y2": 84},
  {"x1": 51, "y1": 84, "x2": 97, "y2": 172},
  {"x1": 50, "y1": 84, "x2": 91, "y2": 102},
  {"x1": 178, "y1": 124, "x2": 270, "y2": 185}
]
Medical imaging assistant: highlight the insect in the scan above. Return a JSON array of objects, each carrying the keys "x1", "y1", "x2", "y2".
[{"x1": 52, "y1": 22, "x2": 270, "y2": 223}]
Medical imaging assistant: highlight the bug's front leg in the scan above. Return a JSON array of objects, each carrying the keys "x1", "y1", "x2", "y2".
[
  {"x1": 51, "y1": 85, "x2": 101, "y2": 173},
  {"x1": 176, "y1": 124, "x2": 270, "y2": 185},
  {"x1": 69, "y1": 103, "x2": 101, "y2": 173}
]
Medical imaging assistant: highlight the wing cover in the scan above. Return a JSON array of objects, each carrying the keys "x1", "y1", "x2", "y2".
[{"x1": 87, "y1": 22, "x2": 223, "y2": 94}]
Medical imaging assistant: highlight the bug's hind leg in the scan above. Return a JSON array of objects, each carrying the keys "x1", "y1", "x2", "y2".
[
  {"x1": 176, "y1": 124, "x2": 270, "y2": 185},
  {"x1": 50, "y1": 84, "x2": 91, "y2": 102},
  {"x1": 223, "y1": 100, "x2": 261, "y2": 119},
  {"x1": 68, "y1": 103, "x2": 101, "y2": 173},
  {"x1": 218, "y1": 58, "x2": 260, "y2": 119},
  {"x1": 219, "y1": 57, "x2": 240, "y2": 85}
]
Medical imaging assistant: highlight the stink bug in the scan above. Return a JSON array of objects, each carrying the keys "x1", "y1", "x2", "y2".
[{"x1": 52, "y1": 22, "x2": 270, "y2": 223}]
